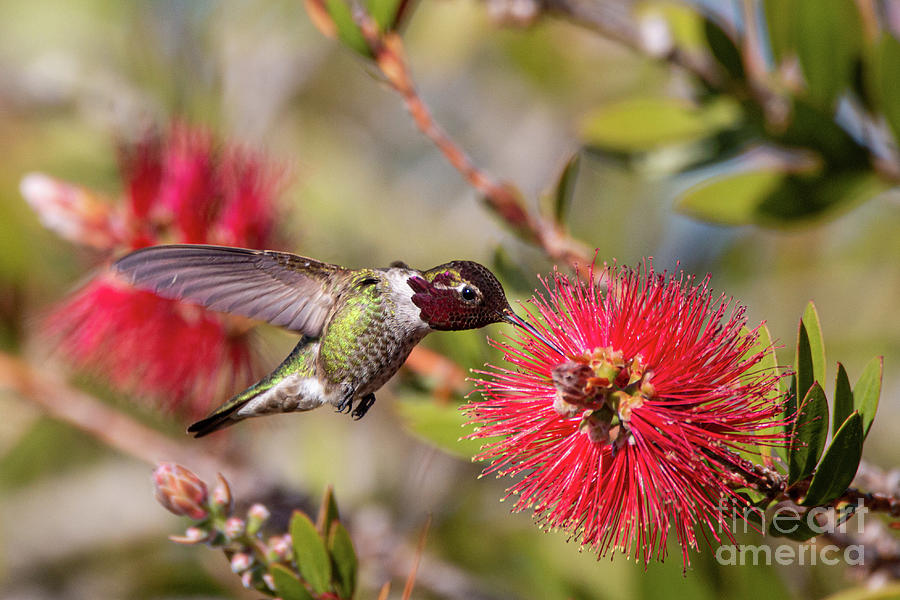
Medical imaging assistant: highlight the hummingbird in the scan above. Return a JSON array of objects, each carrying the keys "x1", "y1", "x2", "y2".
[{"x1": 113, "y1": 244, "x2": 556, "y2": 437}]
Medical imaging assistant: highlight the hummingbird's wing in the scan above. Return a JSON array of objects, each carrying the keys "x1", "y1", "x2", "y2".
[{"x1": 112, "y1": 244, "x2": 345, "y2": 337}]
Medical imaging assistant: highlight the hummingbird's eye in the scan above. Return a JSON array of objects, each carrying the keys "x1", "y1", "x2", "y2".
[{"x1": 461, "y1": 286, "x2": 477, "y2": 302}]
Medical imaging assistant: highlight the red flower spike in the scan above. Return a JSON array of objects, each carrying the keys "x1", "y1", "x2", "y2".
[
  {"x1": 26, "y1": 122, "x2": 286, "y2": 419},
  {"x1": 464, "y1": 262, "x2": 790, "y2": 568}
]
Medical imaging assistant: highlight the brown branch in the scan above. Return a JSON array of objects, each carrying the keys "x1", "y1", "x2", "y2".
[
  {"x1": 0, "y1": 351, "x2": 266, "y2": 491},
  {"x1": 721, "y1": 448, "x2": 900, "y2": 518},
  {"x1": 350, "y1": 8, "x2": 595, "y2": 271}
]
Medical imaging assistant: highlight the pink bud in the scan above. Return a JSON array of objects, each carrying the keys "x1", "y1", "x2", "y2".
[
  {"x1": 246, "y1": 502, "x2": 270, "y2": 535},
  {"x1": 230, "y1": 552, "x2": 253, "y2": 573},
  {"x1": 262, "y1": 573, "x2": 276, "y2": 592},
  {"x1": 153, "y1": 463, "x2": 208, "y2": 520},
  {"x1": 210, "y1": 473, "x2": 233, "y2": 516},
  {"x1": 223, "y1": 517, "x2": 245, "y2": 540},
  {"x1": 169, "y1": 526, "x2": 210, "y2": 545}
]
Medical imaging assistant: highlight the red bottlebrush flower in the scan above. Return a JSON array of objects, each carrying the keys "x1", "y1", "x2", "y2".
[
  {"x1": 22, "y1": 123, "x2": 287, "y2": 418},
  {"x1": 464, "y1": 263, "x2": 789, "y2": 568},
  {"x1": 153, "y1": 463, "x2": 209, "y2": 521}
]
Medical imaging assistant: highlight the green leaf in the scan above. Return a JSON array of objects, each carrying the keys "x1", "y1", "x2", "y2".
[
  {"x1": 794, "y1": 0, "x2": 863, "y2": 109},
  {"x1": 290, "y1": 511, "x2": 332, "y2": 595},
  {"x1": 324, "y1": 0, "x2": 371, "y2": 57},
  {"x1": 579, "y1": 97, "x2": 740, "y2": 152},
  {"x1": 768, "y1": 509, "x2": 822, "y2": 541},
  {"x1": 801, "y1": 412, "x2": 863, "y2": 506},
  {"x1": 789, "y1": 382, "x2": 828, "y2": 485},
  {"x1": 329, "y1": 522, "x2": 358, "y2": 599},
  {"x1": 394, "y1": 395, "x2": 487, "y2": 458},
  {"x1": 740, "y1": 324, "x2": 778, "y2": 383},
  {"x1": 796, "y1": 302, "x2": 826, "y2": 398},
  {"x1": 777, "y1": 100, "x2": 869, "y2": 168},
  {"x1": 703, "y1": 17, "x2": 744, "y2": 81},
  {"x1": 369, "y1": 0, "x2": 408, "y2": 31},
  {"x1": 550, "y1": 151, "x2": 581, "y2": 224},
  {"x1": 741, "y1": 324, "x2": 781, "y2": 461},
  {"x1": 854, "y1": 356, "x2": 883, "y2": 438},
  {"x1": 833, "y1": 363, "x2": 853, "y2": 438},
  {"x1": 271, "y1": 564, "x2": 315, "y2": 600},
  {"x1": 316, "y1": 485, "x2": 340, "y2": 540},
  {"x1": 676, "y1": 169, "x2": 785, "y2": 225},
  {"x1": 871, "y1": 35, "x2": 900, "y2": 145},
  {"x1": 763, "y1": 0, "x2": 794, "y2": 64},
  {"x1": 677, "y1": 163, "x2": 886, "y2": 227}
]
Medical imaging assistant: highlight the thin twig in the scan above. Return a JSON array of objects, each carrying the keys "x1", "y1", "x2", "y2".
[
  {"x1": 349, "y1": 8, "x2": 595, "y2": 271},
  {"x1": 0, "y1": 351, "x2": 263, "y2": 489}
]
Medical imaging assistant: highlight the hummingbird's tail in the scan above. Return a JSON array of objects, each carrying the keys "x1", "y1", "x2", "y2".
[
  {"x1": 187, "y1": 404, "x2": 245, "y2": 437},
  {"x1": 187, "y1": 339, "x2": 319, "y2": 438}
]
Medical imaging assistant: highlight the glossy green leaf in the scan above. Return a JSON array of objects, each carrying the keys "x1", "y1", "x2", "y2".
[
  {"x1": 768, "y1": 509, "x2": 822, "y2": 541},
  {"x1": 854, "y1": 356, "x2": 883, "y2": 438},
  {"x1": 316, "y1": 485, "x2": 340, "y2": 540},
  {"x1": 324, "y1": 0, "x2": 371, "y2": 57},
  {"x1": 763, "y1": 0, "x2": 794, "y2": 64},
  {"x1": 794, "y1": 0, "x2": 863, "y2": 109},
  {"x1": 290, "y1": 511, "x2": 332, "y2": 595},
  {"x1": 777, "y1": 100, "x2": 869, "y2": 168},
  {"x1": 796, "y1": 302, "x2": 826, "y2": 399},
  {"x1": 871, "y1": 35, "x2": 900, "y2": 145},
  {"x1": 833, "y1": 363, "x2": 853, "y2": 438},
  {"x1": 678, "y1": 165, "x2": 886, "y2": 228},
  {"x1": 801, "y1": 412, "x2": 863, "y2": 506},
  {"x1": 329, "y1": 522, "x2": 358, "y2": 599},
  {"x1": 395, "y1": 396, "x2": 487, "y2": 458},
  {"x1": 271, "y1": 564, "x2": 315, "y2": 600},
  {"x1": 789, "y1": 382, "x2": 828, "y2": 485},
  {"x1": 580, "y1": 97, "x2": 740, "y2": 152},
  {"x1": 676, "y1": 169, "x2": 785, "y2": 225},
  {"x1": 551, "y1": 151, "x2": 581, "y2": 224},
  {"x1": 741, "y1": 324, "x2": 781, "y2": 461},
  {"x1": 703, "y1": 17, "x2": 744, "y2": 81}
]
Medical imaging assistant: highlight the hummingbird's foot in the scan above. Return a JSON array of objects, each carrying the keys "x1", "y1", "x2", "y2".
[
  {"x1": 335, "y1": 386, "x2": 354, "y2": 414},
  {"x1": 351, "y1": 393, "x2": 376, "y2": 420}
]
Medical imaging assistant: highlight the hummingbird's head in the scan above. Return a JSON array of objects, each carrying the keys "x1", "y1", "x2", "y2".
[{"x1": 407, "y1": 261, "x2": 512, "y2": 331}]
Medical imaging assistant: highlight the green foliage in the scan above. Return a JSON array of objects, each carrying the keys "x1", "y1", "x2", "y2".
[
  {"x1": 795, "y1": 301, "x2": 826, "y2": 400},
  {"x1": 801, "y1": 412, "x2": 864, "y2": 507},
  {"x1": 794, "y1": 0, "x2": 863, "y2": 109},
  {"x1": 328, "y1": 522, "x2": 358, "y2": 599},
  {"x1": 854, "y1": 356, "x2": 883, "y2": 438},
  {"x1": 788, "y1": 382, "x2": 828, "y2": 485},
  {"x1": 271, "y1": 564, "x2": 316, "y2": 600},
  {"x1": 290, "y1": 511, "x2": 333, "y2": 595},
  {"x1": 580, "y1": 97, "x2": 740, "y2": 152},
  {"x1": 394, "y1": 395, "x2": 486, "y2": 458}
]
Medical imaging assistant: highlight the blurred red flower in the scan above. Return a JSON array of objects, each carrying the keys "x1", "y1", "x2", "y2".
[
  {"x1": 465, "y1": 263, "x2": 789, "y2": 567},
  {"x1": 22, "y1": 123, "x2": 286, "y2": 418}
]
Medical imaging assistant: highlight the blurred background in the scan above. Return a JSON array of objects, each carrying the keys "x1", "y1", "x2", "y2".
[{"x1": 1, "y1": 0, "x2": 899, "y2": 598}]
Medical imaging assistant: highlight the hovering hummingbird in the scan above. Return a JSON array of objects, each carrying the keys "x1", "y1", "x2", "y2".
[{"x1": 113, "y1": 244, "x2": 556, "y2": 437}]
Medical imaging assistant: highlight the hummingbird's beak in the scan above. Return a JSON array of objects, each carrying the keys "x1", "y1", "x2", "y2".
[{"x1": 501, "y1": 308, "x2": 566, "y2": 356}]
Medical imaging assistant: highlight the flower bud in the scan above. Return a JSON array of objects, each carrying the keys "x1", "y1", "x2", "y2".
[
  {"x1": 169, "y1": 526, "x2": 210, "y2": 544},
  {"x1": 230, "y1": 552, "x2": 253, "y2": 573},
  {"x1": 210, "y1": 474, "x2": 233, "y2": 516},
  {"x1": 265, "y1": 534, "x2": 293, "y2": 563},
  {"x1": 262, "y1": 573, "x2": 276, "y2": 592},
  {"x1": 223, "y1": 517, "x2": 246, "y2": 541},
  {"x1": 240, "y1": 571, "x2": 254, "y2": 589},
  {"x1": 153, "y1": 463, "x2": 208, "y2": 520},
  {"x1": 246, "y1": 503, "x2": 271, "y2": 536}
]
